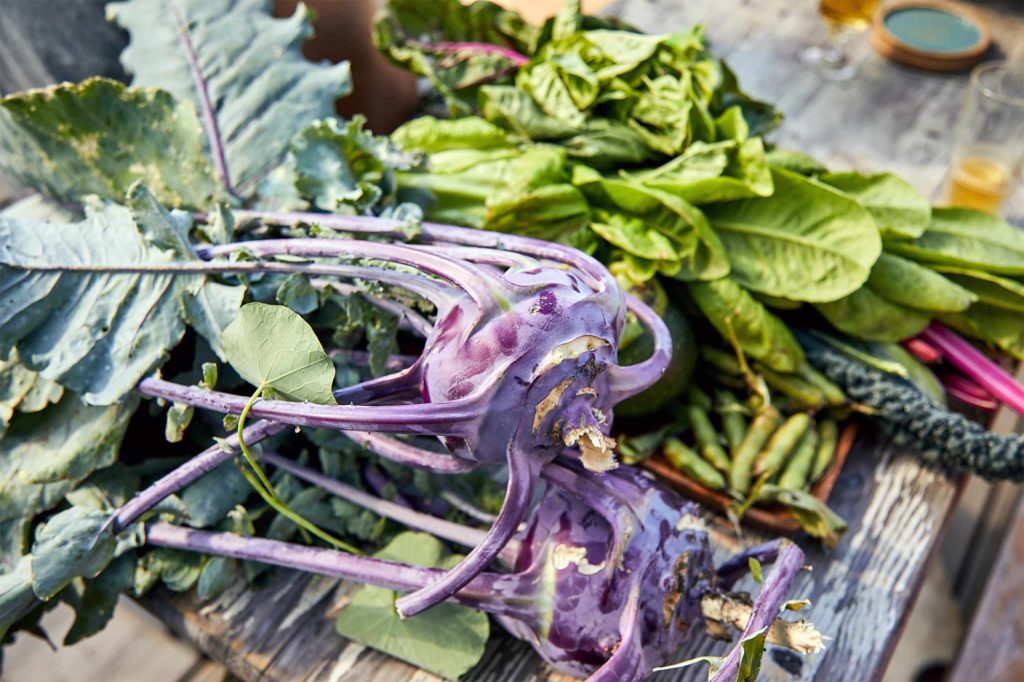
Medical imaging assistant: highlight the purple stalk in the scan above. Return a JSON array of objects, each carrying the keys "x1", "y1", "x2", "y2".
[
  {"x1": 142, "y1": 522, "x2": 520, "y2": 615},
  {"x1": 708, "y1": 541, "x2": 806, "y2": 682},
  {"x1": 136, "y1": 376, "x2": 482, "y2": 437},
  {"x1": 328, "y1": 349, "x2": 418, "y2": 373},
  {"x1": 440, "y1": 489, "x2": 498, "y2": 525},
  {"x1": 210, "y1": 210, "x2": 614, "y2": 292},
  {"x1": 261, "y1": 452, "x2": 489, "y2": 549},
  {"x1": 169, "y1": 0, "x2": 238, "y2": 198},
  {"x1": 606, "y1": 293, "x2": 673, "y2": 404},
  {"x1": 920, "y1": 323, "x2": 1024, "y2": 416},
  {"x1": 394, "y1": 446, "x2": 537, "y2": 618},
  {"x1": 196, "y1": 238, "x2": 499, "y2": 313},
  {"x1": 342, "y1": 431, "x2": 479, "y2": 473},
  {"x1": 407, "y1": 39, "x2": 529, "y2": 65},
  {"x1": 114, "y1": 419, "x2": 285, "y2": 532}
]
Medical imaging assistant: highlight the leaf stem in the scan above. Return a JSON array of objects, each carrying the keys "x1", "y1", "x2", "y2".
[{"x1": 169, "y1": 0, "x2": 239, "y2": 199}]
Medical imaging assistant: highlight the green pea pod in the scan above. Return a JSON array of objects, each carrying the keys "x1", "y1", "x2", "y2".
[
  {"x1": 778, "y1": 428, "x2": 819, "y2": 490},
  {"x1": 715, "y1": 390, "x2": 748, "y2": 457},
  {"x1": 688, "y1": 405, "x2": 731, "y2": 472},
  {"x1": 664, "y1": 438, "x2": 726, "y2": 490},
  {"x1": 729, "y1": 405, "x2": 780, "y2": 495},
  {"x1": 797, "y1": 361, "x2": 847, "y2": 407},
  {"x1": 687, "y1": 385, "x2": 713, "y2": 411},
  {"x1": 701, "y1": 347, "x2": 742, "y2": 375},
  {"x1": 753, "y1": 413, "x2": 811, "y2": 477},
  {"x1": 811, "y1": 418, "x2": 839, "y2": 481},
  {"x1": 756, "y1": 366, "x2": 827, "y2": 410}
]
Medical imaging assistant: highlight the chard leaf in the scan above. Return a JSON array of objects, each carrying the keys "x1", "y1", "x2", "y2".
[
  {"x1": 764, "y1": 148, "x2": 827, "y2": 176},
  {"x1": 816, "y1": 286, "x2": 931, "y2": 342},
  {"x1": 30, "y1": 507, "x2": 117, "y2": 600},
  {"x1": 706, "y1": 168, "x2": 881, "y2": 303},
  {"x1": 886, "y1": 207, "x2": 1024, "y2": 275},
  {"x1": 0, "y1": 78, "x2": 216, "y2": 208},
  {"x1": 631, "y1": 138, "x2": 773, "y2": 204},
  {"x1": 941, "y1": 304, "x2": 1024, "y2": 361},
  {"x1": 688, "y1": 277, "x2": 804, "y2": 372},
  {"x1": 63, "y1": 553, "x2": 134, "y2": 645},
  {"x1": 374, "y1": 0, "x2": 536, "y2": 116},
  {"x1": 395, "y1": 114, "x2": 516, "y2": 152},
  {"x1": 108, "y1": 0, "x2": 352, "y2": 194},
  {"x1": 935, "y1": 267, "x2": 1024, "y2": 312},
  {"x1": 819, "y1": 172, "x2": 930, "y2": 239},
  {"x1": 221, "y1": 303, "x2": 336, "y2": 404},
  {"x1": 867, "y1": 253, "x2": 975, "y2": 313},
  {"x1": 0, "y1": 184, "x2": 226, "y2": 404},
  {"x1": 335, "y1": 532, "x2": 489, "y2": 680},
  {"x1": 479, "y1": 85, "x2": 579, "y2": 140},
  {"x1": 0, "y1": 395, "x2": 137, "y2": 564}
]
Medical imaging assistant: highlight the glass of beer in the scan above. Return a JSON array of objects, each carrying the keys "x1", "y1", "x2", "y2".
[
  {"x1": 802, "y1": 0, "x2": 882, "y2": 81},
  {"x1": 947, "y1": 61, "x2": 1024, "y2": 215}
]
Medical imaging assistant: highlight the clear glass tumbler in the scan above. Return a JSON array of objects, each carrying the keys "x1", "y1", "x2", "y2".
[
  {"x1": 802, "y1": 0, "x2": 882, "y2": 81},
  {"x1": 946, "y1": 60, "x2": 1024, "y2": 215}
]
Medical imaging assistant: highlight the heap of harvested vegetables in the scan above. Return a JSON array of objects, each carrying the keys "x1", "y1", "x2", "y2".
[{"x1": 0, "y1": 0, "x2": 1021, "y2": 680}]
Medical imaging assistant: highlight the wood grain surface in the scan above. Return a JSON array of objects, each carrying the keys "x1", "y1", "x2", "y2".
[{"x1": 134, "y1": 1, "x2": 1024, "y2": 680}]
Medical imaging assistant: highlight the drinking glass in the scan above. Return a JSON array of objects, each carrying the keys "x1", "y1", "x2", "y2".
[
  {"x1": 946, "y1": 60, "x2": 1024, "y2": 215},
  {"x1": 802, "y1": 0, "x2": 882, "y2": 81}
]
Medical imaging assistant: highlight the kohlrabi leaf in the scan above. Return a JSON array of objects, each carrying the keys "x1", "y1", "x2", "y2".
[
  {"x1": 0, "y1": 185, "x2": 222, "y2": 404},
  {"x1": 108, "y1": 0, "x2": 352, "y2": 195},
  {"x1": 706, "y1": 168, "x2": 881, "y2": 303},
  {"x1": 0, "y1": 350, "x2": 63, "y2": 434},
  {"x1": 0, "y1": 396, "x2": 137, "y2": 563},
  {"x1": 196, "y1": 556, "x2": 238, "y2": 601},
  {"x1": 63, "y1": 553, "x2": 134, "y2": 645},
  {"x1": 0, "y1": 78, "x2": 217, "y2": 208},
  {"x1": 688, "y1": 277, "x2": 804, "y2": 372},
  {"x1": 0, "y1": 557, "x2": 37, "y2": 640},
  {"x1": 133, "y1": 548, "x2": 203, "y2": 595},
  {"x1": 886, "y1": 207, "x2": 1024, "y2": 275},
  {"x1": 819, "y1": 171, "x2": 930, "y2": 239},
  {"x1": 180, "y1": 461, "x2": 251, "y2": 529},
  {"x1": 283, "y1": 117, "x2": 414, "y2": 214},
  {"x1": 335, "y1": 532, "x2": 490, "y2": 680},
  {"x1": 30, "y1": 507, "x2": 117, "y2": 600},
  {"x1": 221, "y1": 303, "x2": 336, "y2": 404}
]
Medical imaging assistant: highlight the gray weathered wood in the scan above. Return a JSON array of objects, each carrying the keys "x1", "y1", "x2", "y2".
[{"x1": 126, "y1": 0, "x2": 1023, "y2": 679}]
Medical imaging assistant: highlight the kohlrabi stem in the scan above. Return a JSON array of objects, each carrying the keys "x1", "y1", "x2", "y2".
[
  {"x1": 210, "y1": 210, "x2": 614, "y2": 292},
  {"x1": 715, "y1": 539, "x2": 784, "y2": 592},
  {"x1": 605, "y1": 293, "x2": 672, "y2": 403},
  {"x1": 261, "y1": 452, "x2": 490, "y2": 550},
  {"x1": 440, "y1": 489, "x2": 498, "y2": 525},
  {"x1": 142, "y1": 522, "x2": 528, "y2": 616},
  {"x1": 114, "y1": 419, "x2": 286, "y2": 532},
  {"x1": 136, "y1": 376, "x2": 482, "y2": 437},
  {"x1": 395, "y1": 445, "x2": 536, "y2": 618},
  {"x1": 589, "y1": 584, "x2": 643, "y2": 681},
  {"x1": 342, "y1": 430, "x2": 479, "y2": 473},
  {"x1": 708, "y1": 541, "x2": 806, "y2": 682},
  {"x1": 234, "y1": 387, "x2": 361, "y2": 554}
]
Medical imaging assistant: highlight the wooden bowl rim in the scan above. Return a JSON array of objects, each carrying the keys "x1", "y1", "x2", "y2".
[{"x1": 871, "y1": 0, "x2": 990, "y2": 70}]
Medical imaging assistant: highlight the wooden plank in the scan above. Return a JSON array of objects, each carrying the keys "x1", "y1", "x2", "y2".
[{"x1": 948, "y1": 494, "x2": 1024, "y2": 682}]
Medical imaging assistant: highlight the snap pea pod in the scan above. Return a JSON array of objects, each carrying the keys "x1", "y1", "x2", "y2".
[
  {"x1": 687, "y1": 385, "x2": 713, "y2": 411},
  {"x1": 778, "y1": 427, "x2": 820, "y2": 490},
  {"x1": 753, "y1": 413, "x2": 812, "y2": 477},
  {"x1": 811, "y1": 418, "x2": 839, "y2": 481},
  {"x1": 688, "y1": 405, "x2": 731, "y2": 472},
  {"x1": 729, "y1": 405, "x2": 781, "y2": 495},
  {"x1": 715, "y1": 390, "x2": 749, "y2": 457},
  {"x1": 702, "y1": 347, "x2": 826, "y2": 410},
  {"x1": 664, "y1": 438, "x2": 726, "y2": 490},
  {"x1": 798, "y1": 361, "x2": 847, "y2": 407}
]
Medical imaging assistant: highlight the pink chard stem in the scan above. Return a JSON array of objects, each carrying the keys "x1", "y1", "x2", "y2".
[{"x1": 921, "y1": 323, "x2": 1024, "y2": 416}]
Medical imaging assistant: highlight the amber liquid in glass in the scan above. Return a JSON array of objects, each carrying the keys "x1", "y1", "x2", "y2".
[
  {"x1": 818, "y1": 0, "x2": 881, "y2": 31},
  {"x1": 948, "y1": 157, "x2": 1010, "y2": 213}
]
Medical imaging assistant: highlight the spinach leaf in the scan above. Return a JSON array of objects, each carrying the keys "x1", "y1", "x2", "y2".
[
  {"x1": 335, "y1": 532, "x2": 489, "y2": 680},
  {"x1": 706, "y1": 168, "x2": 881, "y2": 302},
  {"x1": 629, "y1": 138, "x2": 773, "y2": 204},
  {"x1": 820, "y1": 172, "x2": 930, "y2": 239},
  {"x1": 886, "y1": 207, "x2": 1024, "y2": 275},
  {"x1": 935, "y1": 267, "x2": 1024, "y2": 312},
  {"x1": 816, "y1": 287, "x2": 931, "y2": 342},
  {"x1": 221, "y1": 303, "x2": 337, "y2": 405},
  {"x1": 941, "y1": 304, "x2": 1024, "y2": 361},
  {"x1": 867, "y1": 253, "x2": 975, "y2": 313}
]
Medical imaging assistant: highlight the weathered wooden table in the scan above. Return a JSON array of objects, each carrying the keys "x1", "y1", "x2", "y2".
[{"x1": 140, "y1": 1, "x2": 1024, "y2": 680}]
